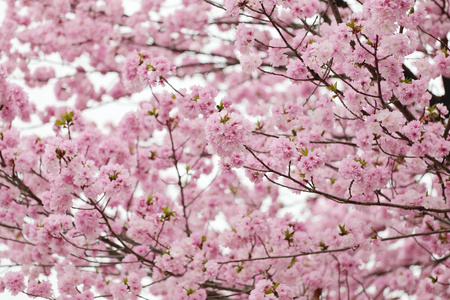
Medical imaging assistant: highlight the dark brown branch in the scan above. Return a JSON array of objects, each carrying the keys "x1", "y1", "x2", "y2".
[
  {"x1": 380, "y1": 229, "x2": 450, "y2": 241},
  {"x1": 218, "y1": 246, "x2": 353, "y2": 264},
  {"x1": 328, "y1": 0, "x2": 343, "y2": 24}
]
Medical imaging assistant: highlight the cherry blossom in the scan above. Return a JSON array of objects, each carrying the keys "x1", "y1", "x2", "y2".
[{"x1": 0, "y1": 0, "x2": 449, "y2": 299}]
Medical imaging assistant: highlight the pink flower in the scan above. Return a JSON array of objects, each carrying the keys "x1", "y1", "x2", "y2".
[
  {"x1": 41, "y1": 189, "x2": 73, "y2": 214},
  {"x1": 74, "y1": 208, "x2": 101, "y2": 239},
  {"x1": 380, "y1": 34, "x2": 413, "y2": 57},
  {"x1": 205, "y1": 111, "x2": 252, "y2": 156},
  {"x1": 224, "y1": 0, "x2": 240, "y2": 16},
  {"x1": 291, "y1": 0, "x2": 319, "y2": 19},
  {"x1": 235, "y1": 24, "x2": 256, "y2": 54},
  {"x1": 270, "y1": 137, "x2": 296, "y2": 160},
  {"x1": 27, "y1": 66, "x2": 55, "y2": 88},
  {"x1": 110, "y1": 282, "x2": 129, "y2": 300},
  {"x1": 0, "y1": 67, "x2": 32, "y2": 122},
  {"x1": 286, "y1": 60, "x2": 308, "y2": 81},
  {"x1": 122, "y1": 51, "x2": 175, "y2": 92},
  {"x1": 339, "y1": 157, "x2": 364, "y2": 181},
  {"x1": 179, "y1": 85, "x2": 218, "y2": 119},
  {"x1": 276, "y1": 283, "x2": 294, "y2": 300},
  {"x1": 298, "y1": 148, "x2": 326, "y2": 175},
  {"x1": 400, "y1": 120, "x2": 423, "y2": 142},
  {"x1": 239, "y1": 52, "x2": 262, "y2": 73},
  {"x1": 267, "y1": 38, "x2": 288, "y2": 67},
  {"x1": 376, "y1": 109, "x2": 405, "y2": 132},
  {"x1": 98, "y1": 164, "x2": 132, "y2": 207},
  {"x1": 249, "y1": 279, "x2": 274, "y2": 299},
  {"x1": 127, "y1": 273, "x2": 142, "y2": 295},
  {"x1": 4, "y1": 271, "x2": 25, "y2": 296},
  {"x1": 204, "y1": 261, "x2": 219, "y2": 280},
  {"x1": 27, "y1": 280, "x2": 53, "y2": 298},
  {"x1": 122, "y1": 52, "x2": 145, "y2": 93}
]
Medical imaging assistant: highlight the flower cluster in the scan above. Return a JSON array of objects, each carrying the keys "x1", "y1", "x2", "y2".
[
  {"x1": 0, "y1": 0, "x2": 450, "y2": 299},
  {"x1": 123, "y1": 51, "x2": 175, "y2": 92},
  {"x1": 205, "y1": 111, "x2": 252, "y2": 156}
]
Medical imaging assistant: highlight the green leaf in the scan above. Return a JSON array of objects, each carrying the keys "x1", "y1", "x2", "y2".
[
  {"x1": 345, "y1": 18, "x2": 362, "y2": 33},
  {"x1": 63, "y1": 111, "x2": 74, "y2": 122},
  {"x1": 284, "y1": 229, "x2": 294, "y2": 242},
  {"x1": 54, "y1": 119, "x2": 65, "y2": 126},
  {"x1": 185, "y1": 288, "x2": 196, "y2": 295},
  {"x1": 319, "y1": 242, "x2": 329, "y2": 250},
  {"x1": 287, "y1": 257, "x2": 296, "y2": 269},
  {"x1": 149, "y1": 151, "x2": 156, "y2": 160},
  {"x1": 216, "y1": 101, "x2": 225, "y2": 112},
  {"x1": 148, "y1": 107, "x2": 158, "y2": 117},
  {"x1": 55, "y1": 148, "x2": 66, "y2": 159},
  {"x1": 236, "y1": 264, "x2": 244, "y2": 273},
  {"x1": 438, "y1": 232, "x2": 446, "y2": 243},
  {"x1": 338, "y1": 224, "x2": 350, "y2": 236},
  {"x1": 55, "y1": 111, "x2": 75, "y2": 127},
  {"x1": 162, "y1": 206, "x2": 176, "y2": 220},
  {"x1": 400, "y1": 78, "x2": 412, "y2": 84},
  {"x1": 220, "y1": 112, "x2": 231, "y2": 124},
  {"x1": 354, "y1": 158, "x2": 367, "y2": 168},
  {"x1": 108, "y1": 171, "x2": 121, "y2": 181},
  {"x1": 198, "y1": 235, "x2": 207, "y2": 250},
  {"x1": 291, "y1": 129, "x2": 297, "y2": 136},
  {"x1": 427, "y1": 104, "x2": 437, "y2": 113},
  {"x1": 346, "y1": 19, "x2": 356, "y2": 29},
  {"x1": 300, "y1": 147, "x2": 308, "y2": 156},
  {"x1": 326, "y1": 82, "x2": 338, "y2": 93}
]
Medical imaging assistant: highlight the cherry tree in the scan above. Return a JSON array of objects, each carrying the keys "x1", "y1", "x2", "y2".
[{"x1": 0, "y1": 0, "x2": 450, "y2": 299}]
